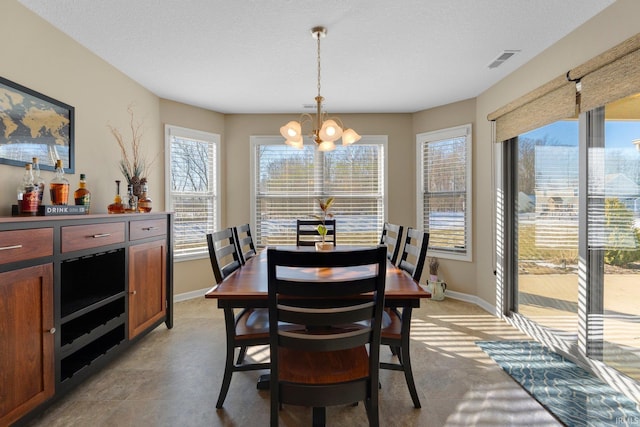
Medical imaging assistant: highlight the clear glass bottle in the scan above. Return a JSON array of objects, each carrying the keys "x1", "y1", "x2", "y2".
[
  {"x1": 107, "y1": 180, "x2": 125, "y2": 214},
  {"x1": 49, "y1": 159, "x2": 69, "y2": 205},
  {"x1": 74, "y1": 173, "x2": 91, "y2": 214},
  {"x1": 125, "y1": 183, "x2": 138, "y2": 213},
  {"x1": 137, "y1": 182, "x2": 152, "y2": 213},
  {"x1": 32, "y1": 157, "x2": 45, "y2": 205},
  {"x1": 17, "y1": 163, "x2": 39, "y2": 215}
]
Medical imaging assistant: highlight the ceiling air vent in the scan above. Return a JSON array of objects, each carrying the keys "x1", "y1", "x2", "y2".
[{"x1": 488, "y1": 50, "x2": 520, "y2": 69}]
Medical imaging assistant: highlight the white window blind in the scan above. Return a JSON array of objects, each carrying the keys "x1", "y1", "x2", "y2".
[
  {"x1": 165, "y1": 125, "x2": 220, "y2": 259},
  {"x1": 417, "y1": 124, "x2": 472, "y2": 261},
  {"x1": 251, "y1": 136, "x2": 386, "y2": 246}
]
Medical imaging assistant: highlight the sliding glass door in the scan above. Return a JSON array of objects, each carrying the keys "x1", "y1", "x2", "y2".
[
  {"x1": 515, "y1": 120, "x2": 580, "y2": 336},
  {"x1": 588, "y1": 97, "x2": 640, "y2": 379},
  {"x1": 508, "y1": 93, "x2": 640, "y2": 380}
]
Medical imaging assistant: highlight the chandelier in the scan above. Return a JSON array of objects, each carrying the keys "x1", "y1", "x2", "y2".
[{"x1": 280, "y1": 26, "x2": 361, "y2": 151}]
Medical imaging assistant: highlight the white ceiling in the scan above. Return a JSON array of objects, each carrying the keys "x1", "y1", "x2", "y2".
[{"x1": 18, "y1": 0, "x2": 615, "y2": 114}]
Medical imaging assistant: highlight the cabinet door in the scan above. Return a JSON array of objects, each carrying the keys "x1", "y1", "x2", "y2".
[
  {"x1": 129, "y1": 239, "x2": 166, "y2": 339},
  {"x1": 0, "y1": 264, "x2": 54, "y2": 426}
]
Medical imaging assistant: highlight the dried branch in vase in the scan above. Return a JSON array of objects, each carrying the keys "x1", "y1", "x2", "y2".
[{"x1": 108, "y1": 105, "x2": 158, "y2": 196}]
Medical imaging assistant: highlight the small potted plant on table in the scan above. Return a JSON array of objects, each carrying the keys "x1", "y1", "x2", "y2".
[{"x1": 314, "y1": 197, "x2": 334, "y2": 251}]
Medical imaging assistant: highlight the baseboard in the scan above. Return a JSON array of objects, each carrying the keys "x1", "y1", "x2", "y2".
[
  {"x1": 443, "y1": 290, "x2": 497, "y2": 316},
  {"x1": 174, "y1": 286, "x2": 213, "y2": 302}
]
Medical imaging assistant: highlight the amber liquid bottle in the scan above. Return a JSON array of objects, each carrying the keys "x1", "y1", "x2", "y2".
[
  {"x1": 49, "y1": 159, "x2": 70, "y2": 205},
  {"x1": 137, "y1": 183, "x2": 152, "y2": 213},
  {"x1": 32, "y1": 157, "x2": 45, "y2": 205},
  {"x1": 107, "y1": 180, "x2": 125, "y2": 214},
  {"x1": 17, "y1": 163, "x2": 39, "y2": 215},
  {"x1": 74, "y1": 173, "x2": 91, "y2": 214}
]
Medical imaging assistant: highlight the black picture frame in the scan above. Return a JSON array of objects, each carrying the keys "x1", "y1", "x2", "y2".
[{"x1": 0, "y1": 76, "x2": 75, "y2": 173}]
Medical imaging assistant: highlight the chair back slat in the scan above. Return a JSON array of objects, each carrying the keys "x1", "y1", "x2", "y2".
[
  {"x1": 233, "y1": 223, "x2": 257, "y2": 264},
  {"x1": 296, "y1": 219, "x2": 336, "y2": 246},
  {"x1": 380, "y1": 222, "x2": 404, "y2": 264},
  {"x1": 207, "y1": 228, "x2": 242, "y2": 284},
  {"x1": 397, "y1": 227, "x2": 429, "y2": 282}
]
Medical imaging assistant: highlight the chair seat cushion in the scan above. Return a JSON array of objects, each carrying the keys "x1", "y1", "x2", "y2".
[
  {"x1": 236, "y1": 308, "x2": 270, "y2": 338},
  {"x1": 381, "y1": 308, "x2": 402, "y2": 339},
  {"x1": 278, "y1": 346, "x2": 369, "y2": 384}
]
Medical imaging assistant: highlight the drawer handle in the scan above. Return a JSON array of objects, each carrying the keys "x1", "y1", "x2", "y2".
[
  {"x1": 129, "y1": 290, "x2": 137, "y2": 295},
  {"x1": 48, "y1": 327, "x2": 56, "y2": 335},
  {"x1": 0, "y1": 244, "x2": 23, "y2": 251},
  {"x1": 92, "y1": 233, "x2": 112, "y2": 238},
  {"x1": 142, "y1": 226, "x2": 159, "y2": 231}
]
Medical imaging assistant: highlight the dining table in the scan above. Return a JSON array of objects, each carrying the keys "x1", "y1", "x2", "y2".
[
  {"x1": 204, "y1": 245, "x2": 431, "y2": 389},
  {"x1": 205, "y1": 245, "x2": 431, "y2": 308}
]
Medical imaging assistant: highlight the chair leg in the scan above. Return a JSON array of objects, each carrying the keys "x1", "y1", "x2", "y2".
[
  {"x1": 312, "y1": 407, "x2": 326, "y2": 427},
  {"x1": 389, "y1": 345, "x2": 399, "y2": 356},
  {"x1": 236, "y1": 346, "x2": 248, "y2": 364},
  {"x1": 217, "y1": 307, "x2": 237, "y2": 409},
  {"x1": 365, "y1": 397, "x2": 379, "y2": 427},
  {"x1": 216, "y1": 342, "x2": 235, "y2": 408},
  {"x1": 399, "y1": 340, "x2": 421, "y2": 408},
  {"x1": 216, "y1": 354, "x2": 233, "y2": 409},
  {"x1": 399, "y1": 307, "x2": 421, "y2": 409}
]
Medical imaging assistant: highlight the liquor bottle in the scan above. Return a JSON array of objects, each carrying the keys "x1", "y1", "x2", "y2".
[
  {"x1": 74, "y1": 173, "x2": 91, "y2": 214},
  {"x1": 107, "y1": 180, "x2": 125, "y2": 214},
  {"x1": 125, "y1": 183, "x2": 138, "y2": 213},
  {"x1": 49, "y1": 159, "x2": 70, "y2": 205},
  {"x1": 32, "y1": 157, "x2": 45, "y2": 205},
  {"x1": 137, "y1": 182, "x2": 152, "y2": 213},
  {"x1": 17, "y1": 163, "x2": 39, "y2": 215}
]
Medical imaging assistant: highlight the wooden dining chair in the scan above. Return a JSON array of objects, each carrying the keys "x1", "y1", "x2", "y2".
[
  {"x1": 380, "y1": 227, "x2": 430, "y2": 408},
  {"x1": 233, "y1": 223, "x2": 257, "y2": 265},
  {"x1": 267, "y1": 246, "x2": 387, "y2": 427},
  {"x1": 207, "y1": 228, "x2": 270, "y2": 409},
  {"x1": 295, "y1": 219, "x2": 336, "y2": 246},
  {"x1": 379, "y1": 222, "x2": 404, "y2": 265}
]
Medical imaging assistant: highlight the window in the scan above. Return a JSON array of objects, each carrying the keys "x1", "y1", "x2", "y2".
[
  {"x1": 251, "y1": 135, "x2": 386, "y2": 246},
  {"x1": 417, "y1": 124, "x2": 472, "y2": 261},
  {"x1": 165, "y1": 125, "x2": 220, "y2": 260}
]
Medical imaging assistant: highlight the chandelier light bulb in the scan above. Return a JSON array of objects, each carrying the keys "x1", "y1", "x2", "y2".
[
  {"x1": 317, "y1": 140, "x2": 336, "y2": 152},
  {"x1": 341, "y1": 128, "x2": 361, "y2": 145},
  {"x1": 319, "y1": 119, "x2": 343, "y2": 142},
  {"x1": 280, "y1": 121, "x2": 302, "y2": 140},
  {"x1": 285, "y1": 139, "x2": 304, "y2": 149}
]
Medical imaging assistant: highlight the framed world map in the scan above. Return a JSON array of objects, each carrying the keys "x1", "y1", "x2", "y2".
[{"x1": 0, "y1": 76, "x2": 74, "y2": 173}]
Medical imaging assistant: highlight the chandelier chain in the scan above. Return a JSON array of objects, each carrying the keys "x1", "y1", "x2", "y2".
[{"x1": 317, "y1": 32, "x2": 321, "y2": 98}]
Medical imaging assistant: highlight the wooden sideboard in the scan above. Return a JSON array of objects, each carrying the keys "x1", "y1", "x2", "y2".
[{"x1": 0, "y1": 213, "x2": 173, "y2": 426}]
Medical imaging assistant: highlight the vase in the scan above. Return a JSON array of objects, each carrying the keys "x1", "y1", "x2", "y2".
[
  {"x1": 129, "y1": 175, "x2": 143, "y2": 198},
  {"x1": 315, "y1": 241, "x2": 333, "y2": 251}
]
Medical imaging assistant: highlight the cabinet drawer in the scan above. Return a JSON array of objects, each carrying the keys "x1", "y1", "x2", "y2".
[
  {"x1": 129, "y1": 218, "x2": 167, "y2": 241},
  {"x1": 0, "y1": 228, "x2": 53, "y2": 265},
  {"x1": 61, "y1": 222, "x2": 125, "y2": 253}
]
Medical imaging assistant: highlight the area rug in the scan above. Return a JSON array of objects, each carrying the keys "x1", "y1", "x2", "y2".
[{"x1": 477, "y1": 340, "x2": 640, "y2": 427}]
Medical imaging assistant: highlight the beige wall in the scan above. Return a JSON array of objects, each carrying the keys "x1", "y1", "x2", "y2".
[
  {"x1": 3, "y1": 0, "x2": 640, "y2": 303},
  {"x1": 0, "y1": 1, "x2": 162, "y2": 216}
]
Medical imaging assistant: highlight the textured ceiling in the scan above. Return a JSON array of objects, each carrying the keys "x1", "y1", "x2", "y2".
[{"x1": 18, "y1": 0, "x2": 615, "y2": 114}]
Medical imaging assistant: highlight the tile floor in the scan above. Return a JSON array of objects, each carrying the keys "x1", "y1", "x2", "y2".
[{"x1": 24, "y1": 297, "x2": 562, "y2": 426}]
